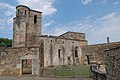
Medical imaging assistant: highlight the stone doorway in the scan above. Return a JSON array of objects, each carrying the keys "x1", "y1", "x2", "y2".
[
  {"x1": 20, "y1": 54, "x2": 40, "y2": 75},
  {"x1": 22, "y1": 59, "x2": 32, "y2": 74}
]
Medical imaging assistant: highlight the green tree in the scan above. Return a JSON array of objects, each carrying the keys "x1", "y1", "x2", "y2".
[{"x1": 0, "y1": 38, "x2": 12, "y2": 47}]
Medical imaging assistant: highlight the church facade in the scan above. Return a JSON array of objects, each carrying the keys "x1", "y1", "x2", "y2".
[{"x1": 0, "y1": 5, "x2": 87, "y2": 76}]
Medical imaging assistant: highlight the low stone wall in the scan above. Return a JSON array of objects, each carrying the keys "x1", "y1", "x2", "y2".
[
  {"x1": 104, "y1": 45, "x2": 120, "y2": 80},
  {"x1": 0, "y1": 47, "x2": 41, "y2": 76},
  {"x1": 81, "y1": 42, "x2": 120, "y2": 64}
]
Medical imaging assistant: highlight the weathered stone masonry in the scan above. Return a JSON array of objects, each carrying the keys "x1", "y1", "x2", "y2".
[
  {"x1": 1, "y1": 47, "x2": 42, "y2": 75},
  {"x1": 0, "y1": 5, "x2": 88, "y2": 76},
  {"x1": 81, "y1": 42, "x2": 120, "y2": 64},
  {"x1": 13, "y1": 5, "x2": 42, "y2": 47},
  {"x1": 104, "y1": 45, "x2": 120, "y2": 80},
  {"x1": 1, "y1": 5, "x2": 120, "y2": 77}
]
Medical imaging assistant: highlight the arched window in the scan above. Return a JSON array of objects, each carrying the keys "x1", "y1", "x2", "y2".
[{"x1": 34, "y1": 15, "x2": 37, "y2": 23}]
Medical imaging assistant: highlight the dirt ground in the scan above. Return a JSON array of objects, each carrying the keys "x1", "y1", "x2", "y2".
[{"x1": 0, "y1": 76, "x2": 93, "y2": 80}]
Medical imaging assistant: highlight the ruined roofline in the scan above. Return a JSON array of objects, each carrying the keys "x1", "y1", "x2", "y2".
[
  {"x1": 16, "y1": 5, "x2": 42, "y2": 13},
  {"x1": 13, "y1": 5, "x2": 42, "y2": 20},
  {"x1": 82, "y1": 41, "x2": 120, "y2": 47},
  {"x1": 104, "y1": 44, "x2": 120, "y2": 52},
  {"x1": 16, "y1": 5, "x2": 30, "y2": 10},
  {"x1": 59, "y1": 31, "x2": 85, "y2": 37},
  {"x1": 7, "y1": 46, "x2": 41, "y2": 49},
  {"x1": 39, "y1": 35, "x2": 87, "y2": 42}
]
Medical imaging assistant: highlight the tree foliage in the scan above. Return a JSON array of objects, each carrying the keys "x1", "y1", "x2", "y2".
[{"x1": 0, "y1": 38, "x2": 12, "y2": 47}]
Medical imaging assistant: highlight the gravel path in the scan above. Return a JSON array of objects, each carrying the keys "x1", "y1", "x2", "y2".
[{"x1": 0, "y1": 76, "x2": 93, "y2": 80}]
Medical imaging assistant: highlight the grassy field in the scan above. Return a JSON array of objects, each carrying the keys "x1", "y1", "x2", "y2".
[{"x1": 44, "y1": 66, "x2": 90, "y2": 77}]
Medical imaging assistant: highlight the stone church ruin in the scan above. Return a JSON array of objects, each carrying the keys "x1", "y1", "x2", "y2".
[
  {"x1": 0, "y1": 5, "x2": 87, "y2": 76},
  {"x1": 0, "y1": 5, "x2": 120, "y2": 79}
]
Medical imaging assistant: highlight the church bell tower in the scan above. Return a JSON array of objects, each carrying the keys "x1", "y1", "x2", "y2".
[{"x1": 13, "y1": 5, "x2": 42, "y2": 47}]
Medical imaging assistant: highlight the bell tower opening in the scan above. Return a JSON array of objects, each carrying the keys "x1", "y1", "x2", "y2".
[{"x1": 34, "y1": 15, "x2": 37, "y2": 23}]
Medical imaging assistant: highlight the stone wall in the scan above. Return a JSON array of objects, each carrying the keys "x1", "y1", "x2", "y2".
[
  {"x1": 81, "y1": 42, "x2": 120, "y2": 64},
  {"x1": 1, "y1": 47, "x2": 41, "y2": 76},
  {"x1": 103, "y1": 45, "x2": 120, "y2": 80},
  {"x1": 0, "y1": 46, "x2": 6, "y2": 64},
  {"x1": 59, "y1": 31, "x2": 87, "y2": 46},
  {"x1": 39, "y1": 36, "x2": 83, "y2": 67},
  {"x1": 59, "y1": 31, "x2": 86, "y2": 40}
]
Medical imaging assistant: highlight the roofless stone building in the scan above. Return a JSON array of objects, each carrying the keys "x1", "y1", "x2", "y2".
[
  {"x1": 0, "y1": 5, "x2": 87, "y2": 75},
  {"x1": 0, "y1": 5, "x2": 120, "y2": 77}
]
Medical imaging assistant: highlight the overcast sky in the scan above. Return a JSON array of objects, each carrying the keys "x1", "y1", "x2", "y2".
[{"x1": 0, "y1": 0, "x2": 120, "y2": 44}]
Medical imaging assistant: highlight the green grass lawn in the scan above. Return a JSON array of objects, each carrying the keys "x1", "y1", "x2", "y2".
[{"x1": 45, "y1": 66, "x2": 90, "y2": 77}]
